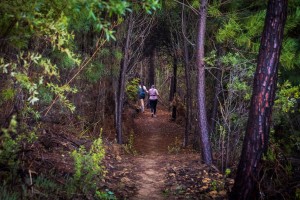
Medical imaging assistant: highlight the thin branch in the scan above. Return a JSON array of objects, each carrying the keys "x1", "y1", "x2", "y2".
[{"x1": 43, "y1": 23, "x2": 118, "y2": 116}]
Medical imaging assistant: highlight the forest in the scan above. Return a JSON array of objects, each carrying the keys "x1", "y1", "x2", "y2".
[{"x1": 0, "y1": 0, "x2": 300, "y2": 199}]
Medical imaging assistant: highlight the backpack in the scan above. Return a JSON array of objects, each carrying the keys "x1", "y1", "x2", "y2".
[{"x1": 138, "y1": 86, "x2": 145, "y2": 98}]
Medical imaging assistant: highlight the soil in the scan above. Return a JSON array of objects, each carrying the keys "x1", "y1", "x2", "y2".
[
  {"x1": 18, "y1": 103, "x2": 298, "y2": 199},
  {"x1": 25, "y1": 105, "x2": 232, "y2": 199},
  {"x1": 103, "y1": 106, "x2": 233, "y2": 199},
  {"x1": 132, "y1": 107, "x2": 187, "y2": 199}
]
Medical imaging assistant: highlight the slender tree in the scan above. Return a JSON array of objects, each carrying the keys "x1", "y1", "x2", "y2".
[
  {"x1": 148, "y1": 50, "x2": 155, "y2": 86},
  {"x1": 196, "y1": 0, "x2": 212, "y2": 164},
  {"x1": 229, "y1": 0, "x2": 288, "y2": 199},
  {"x1": 115, "y1": 13, "x2": 133, "y2": 144},
  {"x1": 182, "y1": 1, "x2": 192, "y2": 147}
]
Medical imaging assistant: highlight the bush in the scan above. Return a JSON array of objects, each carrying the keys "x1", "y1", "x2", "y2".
[{"x1": 68, "y1": 133, "x2": 106, "y2": 196}]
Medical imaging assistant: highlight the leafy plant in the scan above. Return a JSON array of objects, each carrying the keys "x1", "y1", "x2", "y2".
[
  {"x1": 211, "y1": 180, "x2": 218, "y2": 191},
  {"x1": 1, "y1": 116, "x2": 37, "y2": 158},
  {"x1": 69, "y1": 133, "x2": 105, "y2": 195},
  {"x1": 225, "y1": 168, "x2": 231, "y2": 177},
  {"x1": 125, "y1": 78, "x2": 140, "y2": 101},
  {"x1": 168, "y1": 137, "x2": 181, "y2": 154},
  {"x1": 0, "y1": 182, "x2": 20, "y2": 200},
  {"x1": 124, "y1": 131, "x2": 138, "y2": 155},
  {"x1": 0, "y1": 88, "x2": 15, "y2": 104},
  {"x1": 95, "y1": 189, "x2": 117, "y2": 200},
  {"x1": 32, "y1": 175, "x2": 61, "y2": 199},
  {"x1": 84, "y1": 61, "x2": 104, "y2": 83},
  {"x1": 0, "y1": 116, "x2": 38, "y2": 198}
]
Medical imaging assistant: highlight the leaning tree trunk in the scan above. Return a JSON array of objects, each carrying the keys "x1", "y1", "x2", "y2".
[
  {"x1": 229, "y1": 0, "x2": 287, "y2": 199},
  {"x1": 115, "y1": 13, "x2": 133, "y2": 144},
  {"x1": 182, "y1": 1, "x2": 192, "y2": 147},
  {"x1": 196, "y1": 0, "x2": 212, "y2": 165}
]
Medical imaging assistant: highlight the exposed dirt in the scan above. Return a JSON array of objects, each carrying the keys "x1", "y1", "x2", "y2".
[
  {"x1": 132, "y1": 107, "x2": 187, "y2": 199},
  {"x1": 22, "y1": 105, "x2": 232, "y2": 199},
  {"x1": 115, "y1": 107, "x2": 233, "y2": 199}
]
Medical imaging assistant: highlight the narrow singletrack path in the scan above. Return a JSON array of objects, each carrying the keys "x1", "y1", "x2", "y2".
[
  {"x1": 134, "y1": 107, "x2": 184, "y2": 155},
  {"x1": 105, "y1": 106, "x2": 231, "y2": 199},
  {"x1": 131, "y1": 107, "x2": 194, "y2": 199}
]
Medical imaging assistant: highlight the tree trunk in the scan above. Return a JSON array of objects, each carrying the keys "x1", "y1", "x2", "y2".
[
  {"x1": 229, "y1": 0, "x2": 287, "y2": 199},
  {"x1": 171, "y1": 56, "x2": 178, "y2": 120},
  {"x1": 196, "y1": 0, "x2": 212, "y2": 165},
  {"x1": 148, "y1": 50, "x2": 155, "y2": 86},
  {"x1": 182, "y1": 1, "x2": 192, "y2": 147},
  {"x1": 115, "y1": 13, "x2": 133, "y2": 144},
  {"x1": 210, "y1": 46, "x2": 222, "y2": 135}
]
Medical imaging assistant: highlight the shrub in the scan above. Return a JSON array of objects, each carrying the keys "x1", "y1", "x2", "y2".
[{"x1": 69, "y1": 133, "x2": 106, "y2": 196}]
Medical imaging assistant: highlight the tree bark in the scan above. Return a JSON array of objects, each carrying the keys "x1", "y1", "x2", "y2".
[
  {"x1": 115, "y1": 13, "x2": 133, "y2": 144},
  {"x1": 182, "y1": 1, "x2": 192, "y2": 147},
  {"x1": 171, "y1": 56, "x2": 178, "y2": 120},
  {"x1": 196, "y1": 0, "x2": 212, "y2": 165},
  {"x1": 229, "y1": 0, "x2": 288, "y2": 199}
]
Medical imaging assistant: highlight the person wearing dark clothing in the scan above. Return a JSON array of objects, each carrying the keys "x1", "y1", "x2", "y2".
[
  {"x1": 148, "y1": 85, "x2": 159, "y2": 117},
  {"x1": 138, "y1": 82, "x2": 148, "y2": 112}
]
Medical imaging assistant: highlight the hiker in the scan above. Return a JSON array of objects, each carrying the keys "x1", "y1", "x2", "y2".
[
  {"x1": 149, "y1": 85, "x2": 159, "y2": 117},
  {"x1": 138, "y1": 81, "x2": 148, "y2": 112}
]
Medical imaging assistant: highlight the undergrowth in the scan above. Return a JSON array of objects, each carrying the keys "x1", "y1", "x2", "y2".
[
  {"x1": 0, "y1": 121, "x2": 116, "y2": 199},
  {"x1": 124, "y1": 131, "x2": 138, "y2": 155}
]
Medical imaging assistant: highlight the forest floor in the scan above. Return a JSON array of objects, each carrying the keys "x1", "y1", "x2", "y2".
[
  {"x1": 27, "y1": 105, "x2": 234, "y2": 199},
  {"x1": 102, "y1": 106, "x2": 233, "y2": 199},
  {"x1": 26, "y1": 104, "x2": 298, "y2": 200}
]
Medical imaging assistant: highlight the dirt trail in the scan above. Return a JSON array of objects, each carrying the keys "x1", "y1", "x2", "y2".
[
  {"x1": 131, "y1": 107, "x2": 187, "y2": 199},
  {"x1": 105, "y1": 107, "x2": 231, "y2": 199},
  {"x1": 134, "y1": 107, "x2": 183, "y2": 155}
]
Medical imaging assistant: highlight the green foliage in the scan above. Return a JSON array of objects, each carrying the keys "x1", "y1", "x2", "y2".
[
  {"x1": 0, "y1": 116, "x2": 19, "y2": 169},
  {"x1": 191, "y1": 0, "x2": 200, "y2": 9},
  {"x1": 70, "y1": 133, "x2": 105, "y2": 194},
  {"x1": 208, "y1": 1, "x2": 222, "y2": 17},
  {"x1": 51, "y1": 50, "x2": 77, "y2": 69},
  {"x1": 225, "y1": 168, "x2": 231, "y2": 177},
  {"x1": 280, "y1": 38, "x2": 300, "y2": 70},
  {"x1": 211, "y1": 180, "x2": 218, "y2": 191},
  {"x1": 274, "y1": 81, "x2": 300, "y2": 113},
  {"x1": 0, "y1": 182, "x2": 20, "y2": 200},
  {"x1": 212, "y1": 52, "x2": 256, "y2": 168},
  {"x1": 32, "y1": 175, "x2": 61, "y2": 198},
  {"x1": 221, "y1": 52, "x2": 255, "y2": 101},
  {"x1": 124, "y1": 131, "x2": 138, "y2": 155},
  {"x1": 113, "y1": 49, "x2": 124, "y2": 61},
  {"x1": 47, "y1": 83, "x2": 78, "y2": 113},
  {"x1": 261, "y1": 142, "x2": 294, "y2": 198},
  {"x1": 0, "y1": 88, "x2": 15, "y2": 105},
  {"x1": 141, "y1": 0, "x2": 161, "y2": 14},
  {"x1": 95, "y1": 189, "x2": 117, "y2": 200},
  {"x1": 84, "y1": 62, "x2": 104, "y2": 83},
  {"x1": 215, "y1": 6, "x2": 265, "y2": 52},
  {"x1": 0, "y1": 115, "x2": 37, "y2": 197},
  {"x1": 272, "y1": 81, "x2": 300, "y2": 156},
  {"x1": 216, "y1": 15, "x2": 240, "y2": 43},
  {"x1": 168, "y1": 137, "x2": 181, "y2": 154},
  {"x1": 38, "y1": 86, "x2": 53, "y2": 104},
  {"x1": 125, "y1": 78, "x2": 140, "y2": 101}
]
